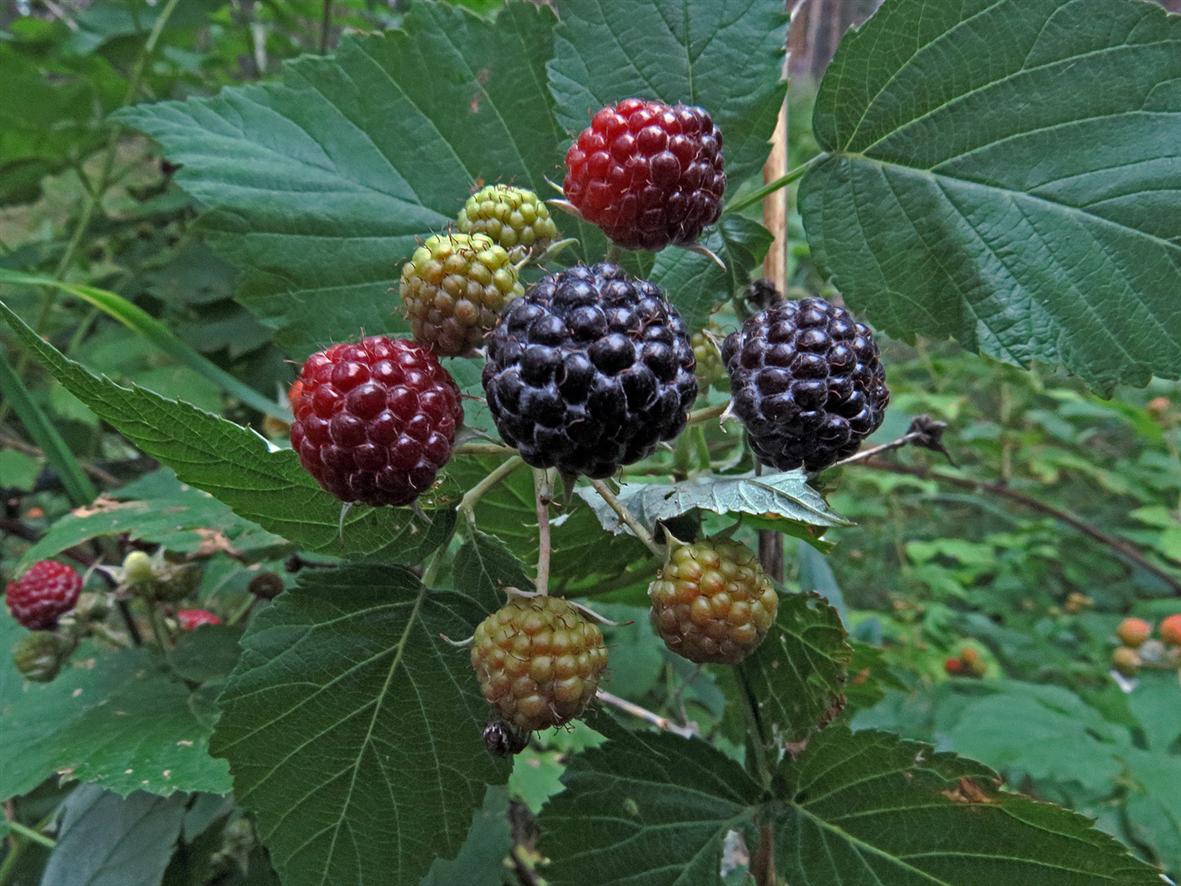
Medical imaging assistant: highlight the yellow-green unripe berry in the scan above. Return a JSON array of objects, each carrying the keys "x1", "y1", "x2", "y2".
[
  {"x1": 400, "y1": 232, "x2": 523, "y2": 357},
  {"x1": 457, "y1": 185, "x2": 559, "y2": 256},
  {"x1": 122, "y1": 550, "x2": 156, "y2": 586},
  {"x1": 471, "y1": 595, "x2": 607, "y2": 732},
  {"x1": 649, "y1": 539, "x2": 778, "y2": 664},
  {"x1": 692, "y1": 326, "x2": 724, "y2": 389}
]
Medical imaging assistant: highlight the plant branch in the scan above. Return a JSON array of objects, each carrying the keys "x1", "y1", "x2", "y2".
[
  {"x1": 686, "y1": 401, "x2": 731, "y2": 426},
  {"x1": 596, "y1": 690, "x2": 696, "y2": 739},
  {"x1": 726, "y1": 153, "x2": 825, "y2": 215},
  {"x1": 862, "y1": 459, "x2": 1181, "y2": 595},
  {"x1": 319, "y1": 0, "x2": 332, "y2": 53},
  {"x1": 534, "y1": 469, "x2": 552, "y2": 596},
  {"x1": 5, "y1": 820, "x2": 55, "y2": 850},
  {"x1": 454, "y1": 441, "x2": 517, "y2": 457},
  {"x1": 457, "y1": 456, "x2": 524, "y2": 525},
  {"x1": 833, "y1": 415, "x2": 953, "y2": 469},
  {"x1": 588, "y1": 479, "x2": 664, "y2": 558}
]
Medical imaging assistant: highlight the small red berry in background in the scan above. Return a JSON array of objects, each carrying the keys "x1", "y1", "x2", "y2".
[
  {"x1": 5, "y1": 561, "x2": 82, "y2": 630},
  {"x1": 177, "y1": 609, "x2": 221, "y2": 631},
  {"x1": 1116, "y1": 617, "x2": 1152, "y2": 648},
  {"x1": 1161, "y1": 614, "x2": 1181, "y2": 646},
  {"x1": 564, "y1": 98, "x2": 725, "y2": 251},
  {"x1": 289, "y1": 335, "x2": 464, "y2": 507},
  {"x1": 945, "y1": 657, "x2": 965, "y2": 676}
]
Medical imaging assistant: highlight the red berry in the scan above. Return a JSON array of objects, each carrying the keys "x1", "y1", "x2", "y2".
[
  {"x1": 563, "y1": 98, "x2": 725, "y2": 250},
  {"x1": 289, "y1": 335, "x2": 464, "y2": 507},
  {"x1": 5, "y1": 561, "x2": 82, "y2": 630},
  {"x1": 177, "y1": 609, "x2": 221, "y2": 631},
  {"x1": 945, "y1": 657, "x2": 965, "y2": 676}
]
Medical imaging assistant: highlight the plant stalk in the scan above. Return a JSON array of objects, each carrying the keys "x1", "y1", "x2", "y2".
[{"x1": 588, "y1": 479, "x2": 664, "y2": 558}]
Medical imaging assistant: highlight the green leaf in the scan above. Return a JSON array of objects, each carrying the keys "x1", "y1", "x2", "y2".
[
  {"x1": 650, "y1": 216, "x2": 773, "y2": 331},
  {"x1": 576, "y1": 470, "x2": 849, "y2": 539},
  {"x1": 800, "y1": 0, "x2": 1181, "y2": 391},
  {"x1": 0, "y1": 620, "x2": 231, "y2": 801},
  {"x1": 117, "y1": 2, "x2": 561, "y2": 359},
  {"x1": 540, "y1": 715, "x2": 761, "y2": 885},
  {"x1": 451, "y1": 528, "x2": 532, "y2": 613},
  {"x1": 212, "y1": 567, "x2": 509, "y2": 886},
  {"x1": 17, "y1": 468, "x2": 286, "y2": 572},
  {"x1": 944, "y1": 681, "x2": 1131, "y2": 794},
  {"x1": 421, "y1": 786, "x2": 512, "y2": 886},
  {"x1": 40, "y1": 786, "x2": 187, "y2": 886},
  {"x1": 548, "y1": 0, "x2": 788, "y2": 191},
  {"x1": 0, "y1": 450, "x2": 40, "y2": 492},
  {"x1": 739, "y1": 592, "x2": 851, "y2": 744},
  {"x1": 0, "y1": 300, "x2": 454, "y2": 565},
  {"x1": 775, "y1": 726, "x2": 1159, "y2": 884},
  {"x1": 0, "y1": 270, "x2": 286, "y2": 418}
]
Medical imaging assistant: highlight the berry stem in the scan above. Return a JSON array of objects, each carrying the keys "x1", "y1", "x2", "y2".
[
  {"x1": 724, "y1": 153, "x2": 826, "y2": 215},
  {"x1": 534, "y1": 469, "x2": 552, "y2": 596},
  {"x1": 457, "y1": 455, "x2": 524, "y2": 525},
  {"x1": 685, "y1": 401, "x2": 731, "y2": 426},
  {"x1": 588, "y1": 479, "x2": 664, "y2": 558},
  {"x1": 89, "y1": 621, "x2": 132, "y2": 649},
  {"x1": 595, "y1": 690, "x2": 696, "y2": 739},
  {"x1": 453, "y1": 441, "x2": 517, "y2": 457}
]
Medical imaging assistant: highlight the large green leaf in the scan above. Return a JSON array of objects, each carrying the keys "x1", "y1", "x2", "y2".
[
  {"x1": 739, "y1": 592, "x2": 851, "y2": 744},
  {"x1": 799, "y1": 0, "x2": 1181, "y2": 390},
  {"x1": 117, "y1": 2, "x2": 561, "y2": 359},
  {"x1": 40, "y1": 786, "x2": 187, "y2": 886},
  {"x1": 547, "y1": 0, "x2": 788, "y2": 191},
  {"x1": 212, "y1": 567, "x2": 509, "y2": 886},
  {"x1": 576, "y1": 470, "x2": 849, "y2": 538},
  {"x1": 540, "y1": 715, "x2": 762, "y2": 885},
  {"x1": 0, "y1": 301, "x2": 454, "y2": 564},
  {"x1": 775, "y1": 726, "x2": 1159, "y2": 884},
  {"x1": 0, "y1": 619, "x2": 231, "y2": 801}
]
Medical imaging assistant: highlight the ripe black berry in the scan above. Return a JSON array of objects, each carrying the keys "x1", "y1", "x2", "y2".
[
  {"x1": 482, "y1": 263, "x2": 697, "y2": 477},
  {"x1": 563, "y1": 98, "x2": 725, "y2": 250},
  {"x1": 723, "y1": 295, "x2": 888, "y2": 472},
  {"x1": 289, "y1": 335, "x2": 464, "y2": 506}
]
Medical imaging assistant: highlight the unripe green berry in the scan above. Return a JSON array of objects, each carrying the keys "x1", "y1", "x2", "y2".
[
  {"x1": 12, "y1": 631, "x2": 69, "y2": 683},
  {"x1": 649, "y1": 539, "x2": 778, "y2": 664},
  {"x1": 692, "y1": 326, "x2": 724, "y2": 389},
  {"x1": 457, "y1": 185, "x2": 558, "y2": 257},
  {"x1": 471, "y1": 595, "x2": 607, "y2": 732},
  {"x1": 122, "y1": 550, "x2": 156, "y2": 586},
  {"x1": 400, "y1": 232, "x2": 523, "y2": 357}
]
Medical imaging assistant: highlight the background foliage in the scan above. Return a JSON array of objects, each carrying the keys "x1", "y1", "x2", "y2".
[{"x1": 1, "y1": 0, "x2": 1179, "y2": 883}]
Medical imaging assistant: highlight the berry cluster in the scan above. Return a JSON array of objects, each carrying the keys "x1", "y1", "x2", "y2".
[
  {"x1": 723, "y1": 292, "x2": 889, "y2": 472},
  {"x1": 483, "y1": 263, "x2": 697, "y2": 478},
  {"x1": 564, "y1": 98, "x2": 725, "y2": 250},
  {"x1": 289, "y1": 335, "x2": 464, "y2": 507},
  {"x1": 944, "y1": 647, "x2": 986, "y2": 678},
  {"x1": 1110, "y1": 614, "x2": 1181, "y2": 677}
]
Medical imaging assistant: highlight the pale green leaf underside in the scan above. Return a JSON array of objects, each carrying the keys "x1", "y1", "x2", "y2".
[
  {"x1": 576, "y1": 469, "x2": 849, "y2": 538},
  {"x1": 212, "y1": 567, "x2": 508, "y2": 886},
  {"x1": 777, "y1": 727, "x2": 1159, "y2": 884},
  {"x1": 0, "y1": 302, "x2": 453, "y2": 564},
  {"x1": 801, "y1": 0, "x2": 1181, "y2": 390}
]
